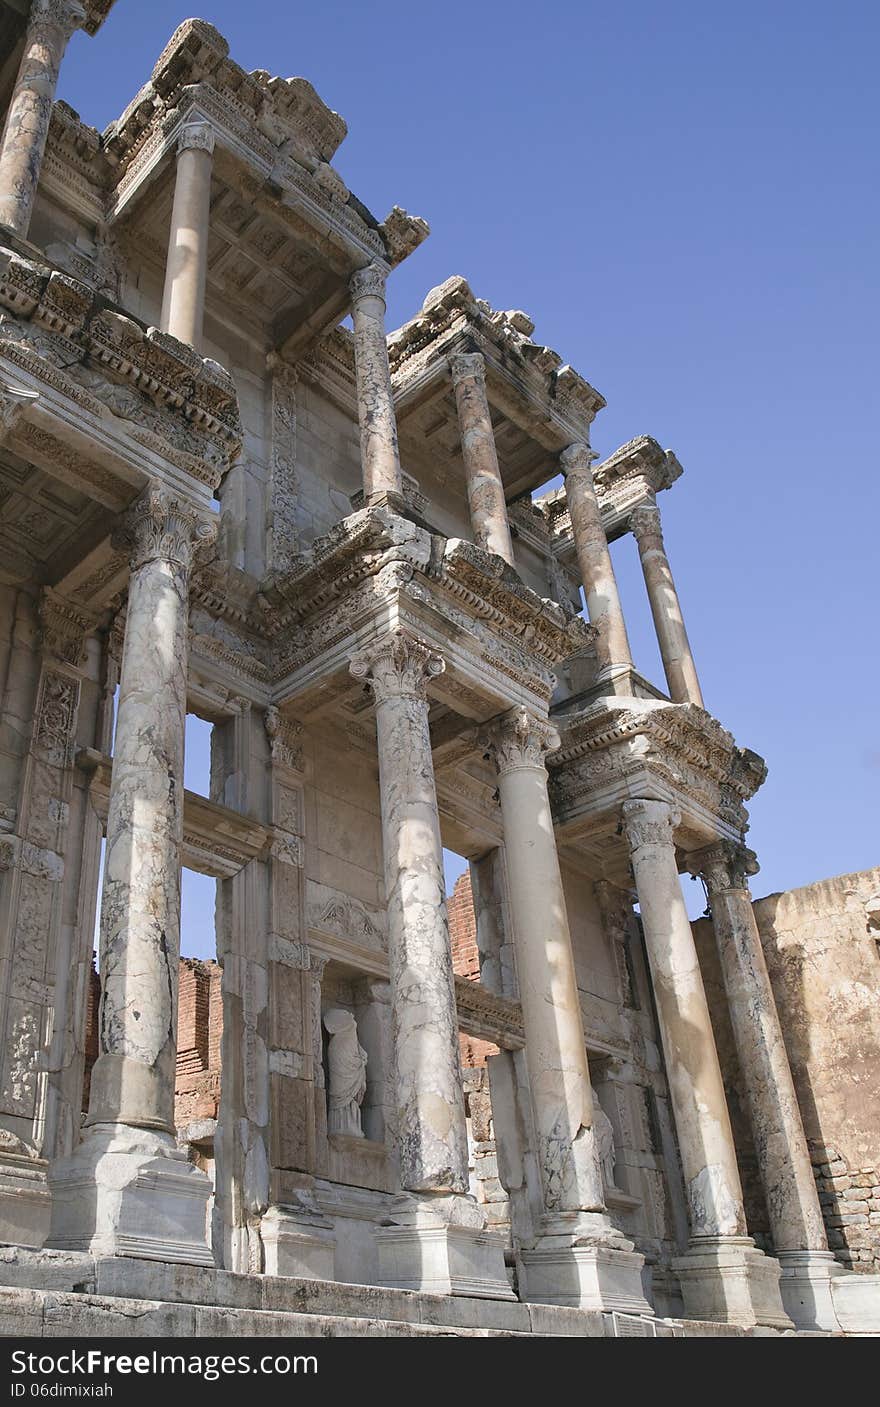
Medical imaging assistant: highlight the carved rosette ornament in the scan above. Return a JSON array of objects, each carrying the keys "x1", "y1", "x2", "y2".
[
  {"x1": 629, "y1": 501, "x2": 664, "y2": 552},
  {"x1": 113, "y1": 486, "x2": 217, "y2": 572},
  {"x1": 620, "y1": 798, "x2": 680, "y2": 851},
  {"x1": 350, "y1": 630, "x2": 445, "y2": 704},
  {"x1": 687, "y1": 840, "x2": 759, "y2": 896},
  {"x1": 349, "y1": 262, "x2": 388, "y2": 306},
  {"x1": 448, "y1": 351, "x2": 487, "y2": 390},
  {"x1": 482, "y1": 706, "x2": 560, "y2": 777}
]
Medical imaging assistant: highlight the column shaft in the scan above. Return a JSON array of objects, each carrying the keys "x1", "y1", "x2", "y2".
[
  {"x1": 485, "y1": 708, "x2": 605, "y2": 1216},
  {"x1": 87, "y1": 488, "x2": 212, "y2": 1133},
  {"x1": 350, "y1": 631, "x2": 468, "y2": 1193},
  {"x1": 449, "y1": 353, "x2": 514, "y2": 565},
  {"x1": 621, "y1": 799, "x2": 746, "y2": 1240},
  {"x1": 630, "y1": 502, "x2": 704, "y2": 706},
  {"x1": 349, "y1": 264, "x2": 403, "y2": 502},
  {"x1": 560, "y1": 443, "x2": 633, "y2": 680},
  {"x1": 0, "y1": 0, "x2": 84, "y2": 237},
  {"x1": 690, "y1": 843, "x2": 828, "y2": 1252},
  {"x1": 160, "y1": 123, "x2": 215, "y2": 350}
]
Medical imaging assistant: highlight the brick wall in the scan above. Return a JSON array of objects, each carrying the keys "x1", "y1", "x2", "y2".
[{"x1": 447, "y1": 870, "x2": 499, "y2": 1068}]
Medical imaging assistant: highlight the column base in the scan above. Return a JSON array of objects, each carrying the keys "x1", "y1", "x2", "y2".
[
  {"x1": 777, "y1": 1249, "x2": 845, "y2": 1331},
  {"x1": 673, "y1": 1236, "x2": 792, "y2": 1329},
  {"x1": 375, "y1": 1193, "x2": 515, "y2": 1300},
  {"x1": 261, "y1": 1200, "x2": 336, "y2": 1281},
  {"x1": 0, "y1": 1138, "x2": 50, "y2": 1248},
  {"x1": 519, "y1": 1211, "x2": 652, "y2": 1314},
  {"x1": 46, "y1": 1123, "x2": 213, "y2": 1266}
]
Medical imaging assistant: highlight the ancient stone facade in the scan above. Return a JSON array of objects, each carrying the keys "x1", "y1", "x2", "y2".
[{"x1": 0, "y1": 4, "x2": 875, "y2": 1338}]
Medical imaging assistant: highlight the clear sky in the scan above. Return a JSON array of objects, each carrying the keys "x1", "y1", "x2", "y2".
[{"x1": 65, "y1": 3, "x2": 878, "y2": 957}]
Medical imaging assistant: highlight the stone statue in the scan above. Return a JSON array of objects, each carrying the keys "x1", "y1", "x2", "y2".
[
  {"x1": 592, "y1": 1087, "x2": 617, "y2": 1191},
  {"x1": 323, "y1": 1008, "x2": 368, "y2": 1138}
]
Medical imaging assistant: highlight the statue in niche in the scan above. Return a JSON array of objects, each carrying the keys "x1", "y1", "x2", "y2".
[
  {"x1": 323, "y1": 1008, "x2": 367, "y2": 1138},
  {"x1": 592, "y1": 1087, "x2": 617, "y2": 1191}
]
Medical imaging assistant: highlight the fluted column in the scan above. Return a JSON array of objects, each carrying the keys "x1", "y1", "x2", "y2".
[
  {"x1": 87, "y1": 488, "x2": 214, "y2": 1133},
  {"x1": 349, "y1": 264, "x2": 404, "y2": 503},
  {"x1": 483, "y1": 707, "x2": 607, "y2": 1221},
  {"x1": 688, "y1": 842, "x2": 829, "y2": 1254},
  {"x1": 449, "y1": 352, "x2": 514, "y2": 565},
  {"x1": 621, "y1": 800, "x2": 745, "y2": 1238},
  {"x1": 630, "y1": 501, "x2": 703, "y2": 706},
  {"x1": 0, "y1": 0, "x2": 85, "y2": 236},
  {"x1": 560, "y1": 442, "x2": 633, "y2": 687},
  {"x1": 350, "y1": 630, "x2": 468, "y2": 1193},
  {"x1": 159, "y1": 121, "x2": 215, "y2": 351}
]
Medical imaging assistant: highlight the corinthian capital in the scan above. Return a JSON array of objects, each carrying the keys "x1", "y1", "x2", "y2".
[
  {"x1": 449, "y1": 351, "x2": 486, "y2": 389},
  {"x1": 350, "y1": 629, "x2": 445, "y2": 704},
  {"x1": 686, "y1": 840, "x2": 759, "y2": 895},
  {"x1": 31, "y1": 0, "x2": 86, "y2": 40},
  {"x1": 113, "y1": 485, "x2": 217, "y2": 572},
  {"x1": 481, "y1": 706, "x2": 560, "y2": 777},
  {"x1": 620, "y1": 798, "x2": 679, "y2": 852},
  {"x1": 349, "y1": 263, "x2": 387, "y2": 305},
  {"x1": 559, "y1": 442, "x2": 597, "y2": 479},
  {"x1": 629, "y1": 501, "x2": 663, "y2": 549},
  {"x1": 177, "y1": 120, "x2": 216, "y2": 156}
]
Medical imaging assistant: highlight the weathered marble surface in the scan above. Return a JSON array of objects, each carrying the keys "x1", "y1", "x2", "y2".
[
  {"x1": 350, "y1": 631, "x2": 468, "y2": 1193},
  {"x1": 87, "y1": 487, "x2": 214, "y2": 1133},
  {"x1": 449, "y1": 352, "x2": 514, "y2": 565},
  {"x1": 160, "y1": 122, "x2": 215, "y2": 350},
  {"x1": 629, "y1": 503, "x2": 704, "y2": 707},
  {"x1": 621, "y1": 800, "x2": 745, "y2": 1239},
  {"x1": 0, "y1": 0, "x2": 85, "y2": 237},
  {"x1": 483, "y1": 707, "x2": 607, "y2": 1219},
  {"x1": 349, "y1": 265, "x2": 403, "y2": 501},
  {"x1": 560, "y1": 442, "x2": 633, "y2": 683}
]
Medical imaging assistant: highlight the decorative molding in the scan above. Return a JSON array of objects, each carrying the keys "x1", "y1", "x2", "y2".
[
  {"x1": 34, "y1": 668, "x2": 80, "y2": 768},
  {"x1": 39, "y1": 589, "x2": 98, "y2": 667},
  {"x1": 454, "y1": 975, "x2": 524, "y2": 1051},
  {"x1": 264, "y1": 707, "x2": 304, "y2": 772}
]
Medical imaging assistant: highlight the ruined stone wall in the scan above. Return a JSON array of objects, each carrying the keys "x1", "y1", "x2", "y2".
[{"x1": 696, "y1": 866, "x2": 880, "y2": 1272}]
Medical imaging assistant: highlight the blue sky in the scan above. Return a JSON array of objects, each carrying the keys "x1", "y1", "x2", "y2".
[{"x1": 66, "y1": 3, "x2": 877, "y2": 956}]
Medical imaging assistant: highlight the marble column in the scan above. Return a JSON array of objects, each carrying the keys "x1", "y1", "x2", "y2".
[
  {"x1": 559, "y1": 442, "x2": 633, "y2": 689},
  {"x1": 349, "y1": 264, "x2": 404, "y2": 504},
  {"x1": 621, "y1": 800, "x2": 790, "y2": 1327},
  {"x1": 0, "y1": 0, "x2": 84, "y2": 237},
  {"x1": 483, "y1": 707, "x2": 650, "y2": 1312},
  {"x1": 629, "y1": 501, "x2": 704, "y2": 707},
  {"x1": 350, "y1": 630, "x2": 467, "y2": 1194},
  {"x1": 47, "y1": 486, "x2": 215, "y2": 1263},
  {"x1": 449, "y1": 352, "x2": 514, "y2": 565},
  {"x1": 159, "y1": 121, "x2": 215, "y2": 351},
  {"x1": 688, "y1": 840, "x2": 842, "y2": 1330}
]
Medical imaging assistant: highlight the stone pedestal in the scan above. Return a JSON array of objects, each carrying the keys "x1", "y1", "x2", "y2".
[
  {"x1": 560, "y1": 442, "x2": 634, "y2": 692},
  {"x1": 160, "y1": 122, "x2": 215, "y2": 350},
  {"x1": 0, "y1": 0, "x2": 85, "y2": 237},
  {"x1": 261, "y1": 1202, "x2": 336, "y2": 1281},
  {"x1": 0, "y1": 1148, "x2": 49, "y2": 1249},
  {"x1": 48, "y1": 1125, "x2": 213, "y2": 1264},
  {"x1": 375, "y1": 1194, "x2": 514, "y2": 1300},
  {"x1": 673, "y1": 1237, "x2": 792, "y2": 1331},
  {"x1": 621, "y1": 800, "x2": 791, "y2": 1328},
  {"x1": 349, "y1": 265, "x2": 403, "y2": 502},
  {"x1": 520, "y1": 1227, "x2": 651, "y2": 1314},
  {"x1": 630, "y1": 502, "x2": 704, "y2": 706},
  {"x1": 449, "y1": 352, "x2": 514, "y2": 565}
]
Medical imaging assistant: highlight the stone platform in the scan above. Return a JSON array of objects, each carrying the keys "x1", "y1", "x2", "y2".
[{"x1": 0, "y1": 1248, "x2": 827, "y2": 1339}]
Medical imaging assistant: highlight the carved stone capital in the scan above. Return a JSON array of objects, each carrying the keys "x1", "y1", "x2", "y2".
[
  {"x1": 629, "y1": 501, "x2": 664, "y2": 549},
  {"x1": 264, "y1": 706, "x2": 304, "y2": 771},
  {"x1": 39, "y1": 588, "x2": 98, "y2": 667},
  {"x1": 559, "y1": 441, "x2": 598, "y2": 478},
  {"x1": 0, "y1": 382, "x2": 39, "y2": 440},
  {"x1": 686, "y1": 840, "x2": 759, "y2": 895},
  {"x1": 113, "y1": 486, "x2": 217, "y2": 573},
  {"x1": 177, "y1": 121, "x2": 216, "y2": 157},
  {"x1": 349, "y1": 263, "x2": 387, "y2": 305},
  {"x1": 620, "y1": 798, "x2": 680, "y2": 852},
  {"x1": 449, "y1": 351, "x2": 486, "y2": 389},
  {"x1": 31, "y1": 0, "x2": 86, "y2": 41},
  {"x1": 481, "y1": 705, "x2": 560, "y2": 777},
  {"x1": 349, "y1": 629, "x2": 445, "y2": 704}
]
